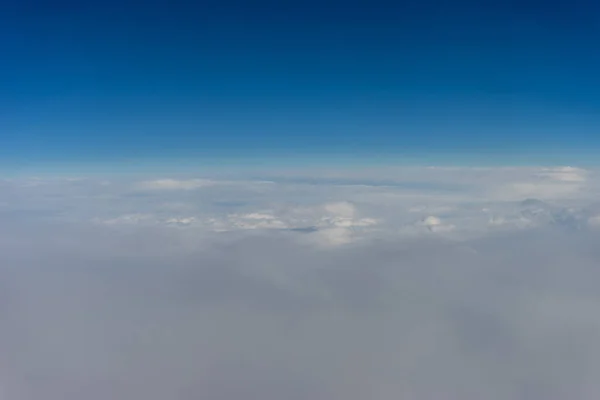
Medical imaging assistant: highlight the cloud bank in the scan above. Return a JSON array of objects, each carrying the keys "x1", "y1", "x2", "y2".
[{"x1": 2, "y1": 166, "x2": 600, "y2": 399}]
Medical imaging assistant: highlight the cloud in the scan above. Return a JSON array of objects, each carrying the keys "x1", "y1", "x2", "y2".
[
  {"x1": 418, "y1": 215, "x2": 455, "y2": 232},
  {"x1": 497, "y1": 181, "x2": 584, "y2": 199},
  {"x1": 4, "y1": 167, "x2": 600, "y2": 398},
  {"x1": 478, "y1": 166, "x2": 591, "y2": 201},
  {"x1": 536, "y1": 166, "x2": 588, "y2": 182},
  {"x1": 228, "y1": 212, "x2": 289, "y2": 230},
  {"x1": 587, "y1": 214, "x2": 600, "y2": 227},
  {"x1": 134, "y1": 179, "x2": 216, "y2": 190},
  {"x1": 2, "y1": 221, "x2": 600, "y2": 399},
  {"x1": 3, "y1": 166, "x2": 600, "y2": 245},
  {"x1": 323, "y1": 201, "x2": 356, "y2": 218},
  {"x1": 95, "y1": 213, "x2": 156, "y2": 225}
]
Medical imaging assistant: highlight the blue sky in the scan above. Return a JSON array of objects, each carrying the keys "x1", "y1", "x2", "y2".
[{"x1": 1, "y1": 0, "x2": 600, "y2": 171}]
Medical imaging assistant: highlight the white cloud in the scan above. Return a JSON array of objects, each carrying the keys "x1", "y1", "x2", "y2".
[
  {"x1": 536, "y1": 166, "x2": 588, "y2": 182},
  {"x1": 477, "y1": 166, "x2": 591, "y2": 201},
  {"x1": 417, "y1": 215, "x2": 455, "y2": 233},
  {"x1": 228, "y1": 212, "x2": 288, "y2": 230},
  {"x1": 135, "y1": 178, "x2": 216, "y2": 190},
  {"x1": 165, "y1": 217, "x2": 196, "y2": 226},
  {"x1": 4, "y1": 167, "x2": 600, "y2": 399},
  {"x1": 3, "y1": 166, "x2": 600, "y2": 242},
  {"x1": 497, "y1": 181, "x2": 584, "y2": 199}
]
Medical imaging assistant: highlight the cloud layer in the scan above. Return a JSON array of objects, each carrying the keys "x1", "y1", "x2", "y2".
[{"x1": 2, "y1": 166, "x2": 600, "y2": 399}]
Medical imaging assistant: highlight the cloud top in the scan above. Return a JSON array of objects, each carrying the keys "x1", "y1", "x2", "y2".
[
  {"x1": 2, "y1": 166, "x2": 600, "y2": 399},
  {"x1": 135, "y1": 179, "x2": 216, "y2": 190}
]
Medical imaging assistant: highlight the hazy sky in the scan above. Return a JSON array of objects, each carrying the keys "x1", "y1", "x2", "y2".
[{"x1": 2, "y1": 0, "x2": 600, "y2": 169}]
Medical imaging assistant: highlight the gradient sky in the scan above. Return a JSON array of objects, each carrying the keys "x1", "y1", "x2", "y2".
[{"x1": 1, "y1": 0, "x2": 600, "y2": 170}]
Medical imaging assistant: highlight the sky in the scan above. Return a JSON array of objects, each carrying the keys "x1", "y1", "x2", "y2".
[{"x1": 2, "y1": 0, "x2": 600, "y2": 170}]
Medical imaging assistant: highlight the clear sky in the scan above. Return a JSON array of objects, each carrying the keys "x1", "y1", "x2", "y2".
[{"x1": 2, "y1": 0, "x2": 600, "y2": 170}]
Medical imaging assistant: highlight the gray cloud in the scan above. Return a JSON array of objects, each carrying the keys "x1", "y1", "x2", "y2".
[
  {"x1": 3, "y1": 168, "x2": 600, "y2": 399},
  {"x1": 2, "y1": 220, "x2": 600, "y2": 399}
]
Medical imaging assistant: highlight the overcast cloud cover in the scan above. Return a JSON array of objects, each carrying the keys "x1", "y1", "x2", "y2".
[{"x1": 2, "y1": 166, "x2": 600, "y2": 399}]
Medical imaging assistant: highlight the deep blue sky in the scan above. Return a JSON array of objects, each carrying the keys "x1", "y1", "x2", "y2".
[{"x1": 1, "y1": 0, "x2": 600, "y2": 170}]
